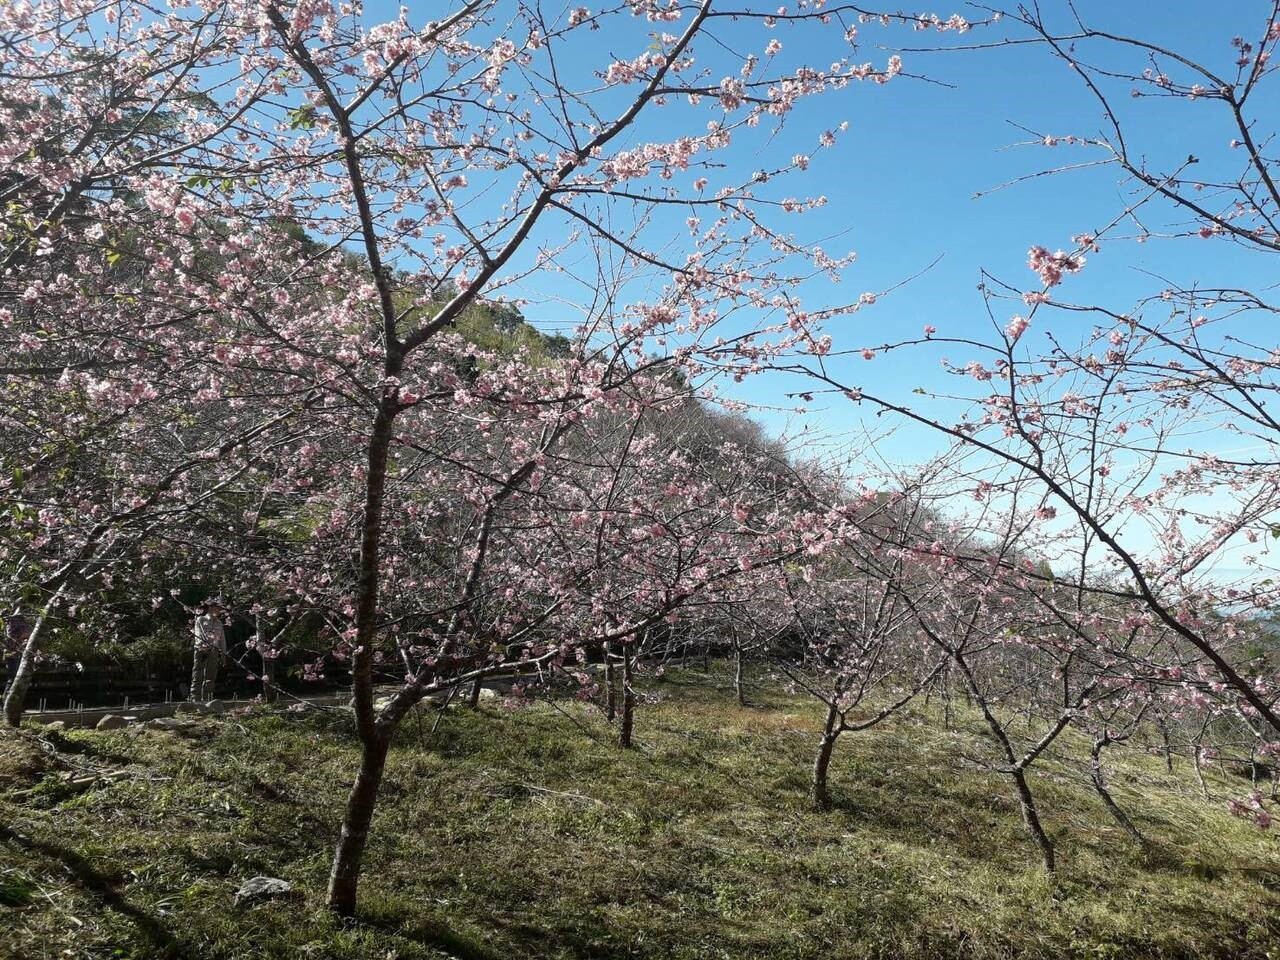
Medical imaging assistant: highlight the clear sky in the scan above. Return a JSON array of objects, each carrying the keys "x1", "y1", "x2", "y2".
[
  {"x1": 350, "y1": 1, "x2": 1275, "y2": 557},
  {"x1": 327, "y1": 0, "x2": 1279, "y2": 578},
  {"x1": 673, "y1": 0, "x2": 1277, "y2": 466},
  {"x1": 491, "y1": 1, "x2": 1277, "y2": 473}
]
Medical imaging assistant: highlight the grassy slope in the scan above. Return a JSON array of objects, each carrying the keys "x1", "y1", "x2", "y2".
[{"x1": 1, "y1": 670, "x2": 1278, "y2": 960}]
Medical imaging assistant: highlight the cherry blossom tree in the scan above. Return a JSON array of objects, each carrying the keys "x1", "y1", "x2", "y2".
[
  {"x1": 778, "y1": 483, "x2": 946, "y2": 809},
  {"x1": 792, "y1": 2, "x2": 1280, "y2": 832},
  {"x1": 2, "y1": 0, "x2": 988, "y2": 916}
]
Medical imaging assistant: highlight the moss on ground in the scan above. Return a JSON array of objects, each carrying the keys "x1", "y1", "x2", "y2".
[{"x1": 1, "y1": 669, "x2": 1277, "y2": 959}]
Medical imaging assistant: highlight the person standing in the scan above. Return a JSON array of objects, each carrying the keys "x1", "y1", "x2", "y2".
[{"x1": 191, "y1": 599, "x2": 226, "y2": 702}]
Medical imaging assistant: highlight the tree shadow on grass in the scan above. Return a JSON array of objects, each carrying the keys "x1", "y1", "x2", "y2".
[
  {"x1": 41, "y1": 728, "x2": 136, "y2": 766},
  {"x1": 360, "y1": 905, "x2": 508, "y2": 960},
  {"x1": 361, "y1": 887, "x2": 698, "y2": 960},
  {"x1": 364, "y1": 909, "x2": 659, "y2": 960},
  {"x1": 0, "y1": 822, "x2": 188, "y2": 959}
]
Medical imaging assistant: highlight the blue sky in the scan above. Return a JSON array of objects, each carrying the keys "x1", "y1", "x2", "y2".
[
  {"x1": 427, "y1": 0, "x2": 1268, "y2": 465},
  {"x1": 338, "y1": 1, "x2": 1277, "y2": 575},
  {"x1": 353, "y1": 1, "x2": 1274, "y2": 488},
  {"x1": 682, "y1": 1, "x2": 1278, "y2": 464},
  {"x1": 470, "y1": 0, "x2": 1274, "y2": 472}
]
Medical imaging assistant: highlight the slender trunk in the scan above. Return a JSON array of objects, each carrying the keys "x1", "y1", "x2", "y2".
[
  {"x1": 603, "y1": 642, "x2": 616, "y2": 722},
  {"x1": 325, "y1": 394, "x2": 397, "y2": 916},
  {"x1": 949, "y1": 650, "x2": 1051, "y2": 870},
  {"x1": 1090, "y1": 737, "x2": 1148, "y2": 849},
  {"x1": 734, "y1": 647, "x2": 745, "y2": 707},
  {"x1": 619, "y1": 646, "x2": 634, "y2": 749},
  {"x1": 467, "y1": 676, "x2": 483, "y2": 708},
  {"x1": 1192, "y1": 745, "x2": 1211, "y2": 801},
  {"x1": 4, "y1": 584, "x2": 68, "y2": 727},
  {"x1": 262, "y1": 657, "x2": 277, "y2": 703},
  {"x1": 1158, "y1": 722, "x2": 1174, "y2": 774},
  {"x1": 326, "y1": 735, "x2": 390, "y2": 917},
  {"x1": 256, "y1": 615, "x2": 278, "y2": 703},
  {"x1": 812, "y1": 703, "x2": 840, "y2": 810},
  {"x1": 941, "y1": 670, "x2": 954, "y2": 732},
  {"x1": 1010, "y1": 767, "x2": 1055, "y2": 873}
]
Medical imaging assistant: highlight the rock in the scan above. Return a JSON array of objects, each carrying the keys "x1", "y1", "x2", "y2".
[
  {"x1": 144, "y1": 717, "x2": 193, "y2": 731},
  {"x1": 144, "y1": 716, "x2": 213, "y2": 739},
  {"x1": 40, "y1": 720, "x2": 66, "y2": 731},
  {"x1": 477, "y1": 686, "x2": 497, "y2": 700},
  {"x1": 234, "y1": 876, "x2": 293, "y2": 906},
  {"x1": 202, "y1": 699, "x2": 229, "y2": 714},
  {"x1": 372, "y1": 693, "x2": 448, "y2": 712},
  {"x1": 95, "y1": 714, "x2": 129, "y2": 731},
  {"x1": 174, "y1": 701, "x2": 201, "y2": 714}
]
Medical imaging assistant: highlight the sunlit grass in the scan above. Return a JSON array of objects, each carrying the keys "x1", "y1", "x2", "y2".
[{"x1": 1, "y1": 666, "x2": 1277, "y2": 959}]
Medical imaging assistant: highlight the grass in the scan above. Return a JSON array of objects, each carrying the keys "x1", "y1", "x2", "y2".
[{"x1": 1, "y1": 667, "x2": 1278, "y2": 960}]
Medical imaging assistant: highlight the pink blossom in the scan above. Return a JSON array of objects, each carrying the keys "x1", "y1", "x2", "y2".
[{"x1": 1027, "y1": 245, "x2": 1084, "y2": 288}]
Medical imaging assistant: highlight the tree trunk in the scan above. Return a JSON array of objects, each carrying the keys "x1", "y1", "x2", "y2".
[
  {"x1": 262, "y1": 658, "x2": 278, "y2": 703},
  {"x1": 467, "y1": 676, "x2": 483, "y2": 708},
  {"x1": 812, "y1": 703, "x2": 840, "y2": 810},
  {"x1": 3, "y1": 584, "x2": 68, "y2": 727},
  {"x1": 326, "y1": 735, "x2": 391, "y2": 917},
  {"x1": 603, "y1": 641, "x2": 616, "y2": 722},
  {"x1": 1158, "y1": 721, "x2": 1174, "y2": 774},
  {"x1": 1011, "y1": 767, "x2": 1055, "y2": 873},
  {"x1": 619, "y1": 646, "x2": 635, "y2": 749},
  {"x1": 1192, "y1": 745, "x2": 1211, "y2": 801},
  {"x1": 325, "y1": 393, "x2": 397, "y2": 916},
  {"x1": 1090, "y1": 737, "x2": 1148, "y2": 849},
  {"x1": 734, "y1": 646, "x2": 746, "y2": 707},
  {"x1": 941, "y1": 669, "x2": 954, "y2": 732}
]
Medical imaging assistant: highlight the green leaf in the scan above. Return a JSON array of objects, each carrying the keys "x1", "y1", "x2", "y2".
[{"x1": 288, "y1": 104, "x2": 316, "y2": 130}]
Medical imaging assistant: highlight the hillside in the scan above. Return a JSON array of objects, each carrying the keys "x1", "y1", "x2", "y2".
[{"x1": 2, "y1": 670, "x2": 1278, "y2": 960}]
